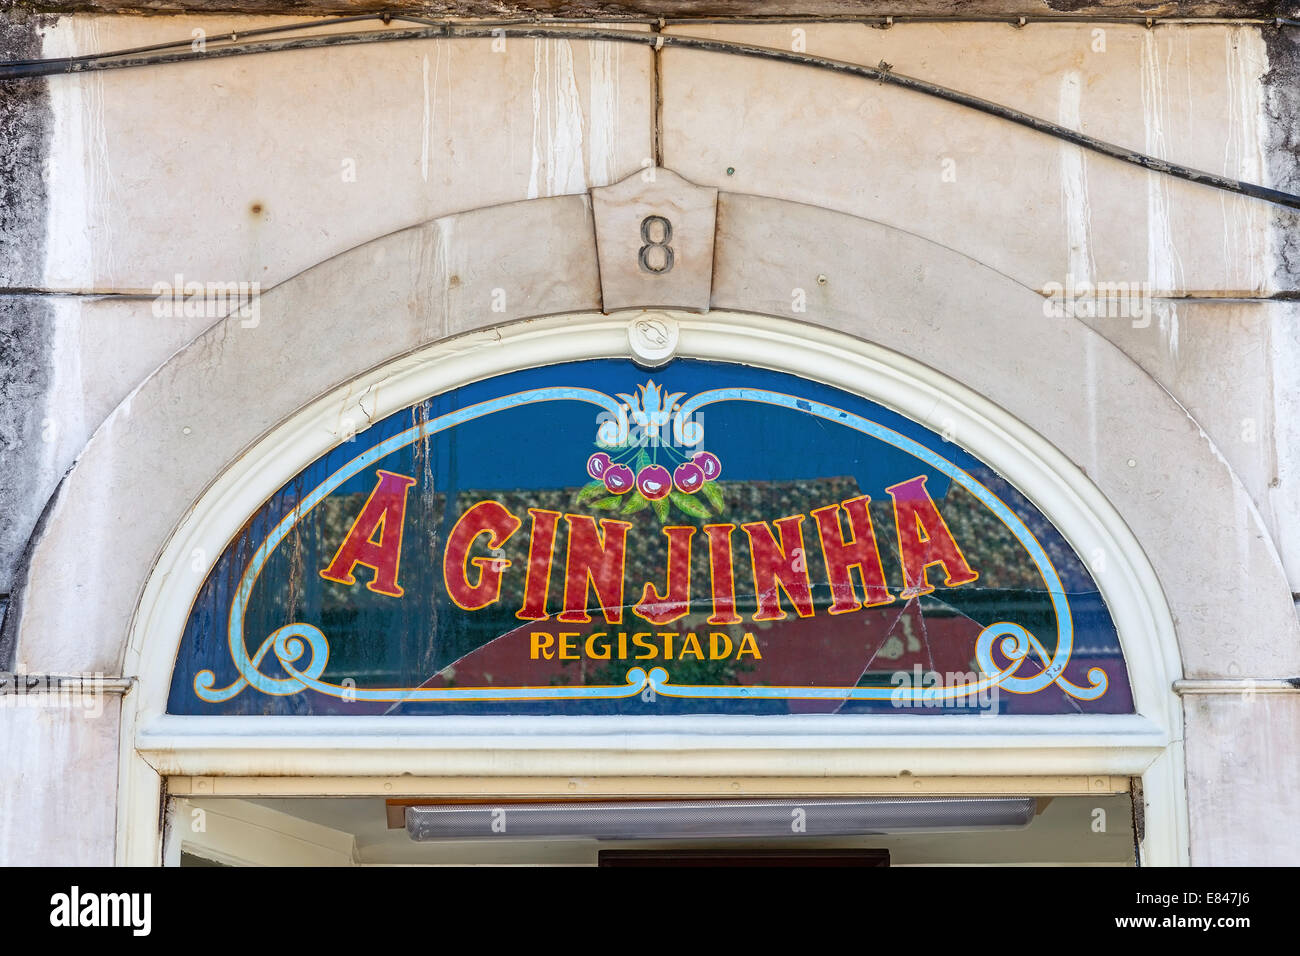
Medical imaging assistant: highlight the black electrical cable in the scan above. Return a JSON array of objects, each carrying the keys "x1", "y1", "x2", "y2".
[
  {"x1": 2, "y1": 18, "x2": 1298, "y2": 212},
  {"x1": 0, "y1": 14, "x2": 392, "y2": 67}
]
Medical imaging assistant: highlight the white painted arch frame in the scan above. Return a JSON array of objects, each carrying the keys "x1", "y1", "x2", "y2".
[{"x1": 120, "y1": 309, "x2": 1186, "y2": 865}]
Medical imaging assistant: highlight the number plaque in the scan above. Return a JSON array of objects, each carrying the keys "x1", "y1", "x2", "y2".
[{"x1": 591, "y1": 168, "x2": 718, "y2": 313}]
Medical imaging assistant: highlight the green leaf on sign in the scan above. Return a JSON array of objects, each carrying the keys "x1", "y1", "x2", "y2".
[
  {"x1": 622, "y1": 492, "x2": 650, "y2": 514},
  {"x1": 576, "y1": 480, "x2": 607, "y2": 503},
  {"x1": 701, "y1": 481, "x2": 725, "y2": 513},
  {"x1": 652, "y1": 496, "x2": 670, "y2": 523},
  {"x1": 593, "y1": 496, "x2": 622, "y2": 510},
  {"x1": 670, "y1": 490, "x2": 712, "y2": 520},
  {"x1": 635, "y1": 449, "x2": 651, "y2": 472}
]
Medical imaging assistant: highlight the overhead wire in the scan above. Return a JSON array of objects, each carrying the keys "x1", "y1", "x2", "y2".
[{"x1": 2, "y1": 15, "x2": 1297, "y2": 211}]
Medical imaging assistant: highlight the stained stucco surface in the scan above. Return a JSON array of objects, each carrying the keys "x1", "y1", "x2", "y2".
[{"x1": 1, "y1": 14, "x2": 1297, "y2": 865}]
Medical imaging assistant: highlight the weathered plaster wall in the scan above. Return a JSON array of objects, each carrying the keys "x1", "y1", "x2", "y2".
[
  {"x1": 1, "y1": 14, "x2": 1297, "y2": 865},
  {"x1": 1087, "y1": 299, "x2": 1300, "y2": 593},
  {"x1": 0, "y1": 695, "x2": 119, "y2": 865},
  {"x1": 36, "y1": 17, "x2": 654, "y2": 291},
  {"x1": 1263, "y1": 25, "x2": 1300, "y2": 289},
  {"x1": 664, "y1": 22, "x2": 1279, "y2": 296},
  {"x1": 0, "y1": 11, "x2": 53, "y2": 635},
  {"x1": 1183, "y1": 692, "x2": 1300, "y2": 865}
]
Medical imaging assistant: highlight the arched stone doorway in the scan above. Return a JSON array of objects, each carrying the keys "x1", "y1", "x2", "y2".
[{"x1": 15, "y1": 184, "x2": 1288, "y2": 864}]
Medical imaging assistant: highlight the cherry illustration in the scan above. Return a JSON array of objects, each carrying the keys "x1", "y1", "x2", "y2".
[
  {"x1": 673, "y1": 462, "x2": 705, "y2": 493},
  {"x1": 587, "y1": 452, "x2": 611, "y2": 480},
  {"x1": 637, "y1": 464, "x2": 672, "y2": 500},
  {"x1": 692, "y1": 451, "x2": 722, "y2": 481},
  {"x1": 603, "y1": 464, "x2": 635, "y2": 494}
]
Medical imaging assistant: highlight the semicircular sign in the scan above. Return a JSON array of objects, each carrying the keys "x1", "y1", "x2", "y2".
[{"x1": 168, "y1": 358, "x2": 1133, "y2": 716}]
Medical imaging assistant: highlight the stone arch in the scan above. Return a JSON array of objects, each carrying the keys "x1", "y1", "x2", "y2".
[{"x1": 8, "y1": 190, "x2": 1293, "y2": 864}]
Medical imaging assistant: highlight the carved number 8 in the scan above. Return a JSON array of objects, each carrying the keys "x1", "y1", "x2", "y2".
[{"x1": 638, "y1": 215, "x2": 675, "y2": 274}]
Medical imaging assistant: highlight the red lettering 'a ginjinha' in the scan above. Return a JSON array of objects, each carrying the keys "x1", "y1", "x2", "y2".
[
  {"x1": 742, "y1": 515, "x2": 815, "y2": 621},
  {"x1": 557, "y1": 515, "x2": 631, "y2": 625},
  {"x1": 319, "y1": 470, "x2": 418, "y2": 598},
  {"x1": 704, "y1": 524, "x2": 743, "y2": 625},
  {"x1": 443, "y1": 500, "x2": 522, "y2": 610},
  {"x1": 886, "y1": 475, "x2": 979, "y2": 597},
  {"x1": 635, "y1": 525, "x2": 696, "y2": 625},
  {"x1": 811, "y1": 496, "x2": 894, "y2": 613},
  {"x1": 516, "y1": 508, "x2": 561, "y2": 621}
]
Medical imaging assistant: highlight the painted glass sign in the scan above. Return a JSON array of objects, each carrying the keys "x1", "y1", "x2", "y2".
[{"x1": 168, "y1": 359, "x2": 1132, "y2": 716}]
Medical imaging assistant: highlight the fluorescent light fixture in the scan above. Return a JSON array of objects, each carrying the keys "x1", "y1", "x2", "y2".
[{"x1": 405, "y1": 797, "x2": 1036, "y2": 841}]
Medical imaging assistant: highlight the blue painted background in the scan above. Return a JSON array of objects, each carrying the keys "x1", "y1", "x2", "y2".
[{"x1": 167, "y1": 358, "x2": 1132, "y2": 716}]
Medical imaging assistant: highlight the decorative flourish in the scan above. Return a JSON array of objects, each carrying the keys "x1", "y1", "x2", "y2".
[
  {"x1": 575, "y1": 380, "x2": 726, "y2": 523},
  {"x1": 194, "y1": 381, "x2": 1106, "y2": 706}
]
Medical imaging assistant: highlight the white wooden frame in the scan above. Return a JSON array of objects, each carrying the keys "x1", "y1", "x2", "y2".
[{"x1": 119, "y1": 310, "x2": 1187, "y2": 865}]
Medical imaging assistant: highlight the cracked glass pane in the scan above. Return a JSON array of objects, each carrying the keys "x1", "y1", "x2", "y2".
[{"x1": 168, "y1": 358, "x2": 1133, "y2": 716}]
